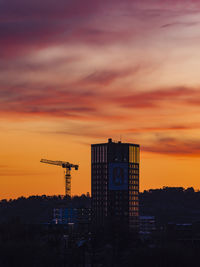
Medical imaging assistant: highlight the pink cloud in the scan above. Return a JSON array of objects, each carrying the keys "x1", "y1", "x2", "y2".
[
  {"x1": 115, "y1": 125, "x2": 198, "y2": 134},
  {"x1": 1, "y1": 84, "x2": 200, "y2": 121},
  {"x1": 82, "y1": 67, "x2": 140, "y2": 86},
  {"x1": 113, "y1": 87, "x2": 198, "y2": 108},
  {"x1": 143, "y1": 137, "x2": 200, "y2": 157}
]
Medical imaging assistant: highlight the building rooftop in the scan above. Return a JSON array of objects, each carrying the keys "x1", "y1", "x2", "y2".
[{"x1": 91, "y1": 138, "x2": 140, "y2": 146}]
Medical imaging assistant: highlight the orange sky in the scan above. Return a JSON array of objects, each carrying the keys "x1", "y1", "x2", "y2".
[{"x1": 1, "y1": 0, "x2": 200, "y2": 199}]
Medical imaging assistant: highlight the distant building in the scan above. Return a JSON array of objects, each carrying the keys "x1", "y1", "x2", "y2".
[
  {"x1": 53, "y1": 207, "x2": 91, "y2": 230},
  {"x1": 139, "y1": 216, "x2": 156, "y2": 234},
  {"x1": 91, "y1": 138, "x2": 140, "y2": 231}
]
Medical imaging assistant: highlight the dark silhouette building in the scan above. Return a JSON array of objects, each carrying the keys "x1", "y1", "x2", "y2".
[{"x1": 91, "y1": 138, "x2": 140, "y2": 231}]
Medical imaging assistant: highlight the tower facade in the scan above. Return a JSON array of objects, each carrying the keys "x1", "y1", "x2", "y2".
[{"x1": 91, "y1": 138, "x2": 140, "y2": 231}]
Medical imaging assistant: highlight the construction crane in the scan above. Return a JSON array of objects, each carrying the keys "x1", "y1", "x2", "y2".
[{"x1": 40, "y1": 159, "x2": 79, "y2": 197}]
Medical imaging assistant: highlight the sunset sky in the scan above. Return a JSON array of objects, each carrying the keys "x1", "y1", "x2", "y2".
[{"x1": 1, "y1": 0, "x2": 200, "y2": 199}]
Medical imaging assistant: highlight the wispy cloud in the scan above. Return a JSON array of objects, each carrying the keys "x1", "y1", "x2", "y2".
[
  {"x1": 161, "y1": 21, "x2": 199, "y2": 28},
  {"x1": 113, "y1": 87, "x2": 198, "y2": 109},
  {"x1": 0, "y1": 85, "x2": 200, "y2": 121},
  {"x1": 143, "y1": 137, "x2": 200, "y2": 157},
  {"x1": 116, "y1": 124, "x2": 199, "y2": 134},
  {"x1": 82, "y1": 67, "x2": 138, "y2": 86}
]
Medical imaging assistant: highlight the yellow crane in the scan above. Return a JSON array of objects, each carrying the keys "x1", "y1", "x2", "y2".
[{"x1": 40, "y1": 159, "x2": 79, "y2": 197}]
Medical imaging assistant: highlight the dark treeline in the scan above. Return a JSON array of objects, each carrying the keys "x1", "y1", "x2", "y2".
[
  {"x1": 0, "y1": 194, "x2": 90, "y2": 224},
  {"x1": 140, "y1": 186, "x2": 200, "y2": 224},
  {"x1": 1, "y1": 187, "x2": 200, "y2": 224}
]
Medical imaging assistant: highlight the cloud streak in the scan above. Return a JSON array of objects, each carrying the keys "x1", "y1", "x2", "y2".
[
  {"x1": 1, "y1": 85, "x2": 200, "y2": 121},
  {"x1": 116, "y1": 125, "x2": 199, "y2": 134},
  {"x1": 114, "y1": 87, "x2": 197, "y2": 109},
  {"x1": 143, "y1": 137, "x2": 200, "y2": 157}
]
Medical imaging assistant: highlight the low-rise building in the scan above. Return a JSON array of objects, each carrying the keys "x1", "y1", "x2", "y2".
[
  {"x1": 53, "y1": 207, "x2": 91, "y2": 232},
  {"x1": 139, "y1": 215, "x2": 156, "y2": 234}
]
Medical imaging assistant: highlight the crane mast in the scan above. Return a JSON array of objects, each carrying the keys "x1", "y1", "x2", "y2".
[{"x1": 40, "y1": 159, "x2": 79, "y2": 197}]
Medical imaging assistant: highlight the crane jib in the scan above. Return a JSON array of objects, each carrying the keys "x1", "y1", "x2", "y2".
[{"x1": 40, "y1": 158, "x2": 79, "y2": 197}]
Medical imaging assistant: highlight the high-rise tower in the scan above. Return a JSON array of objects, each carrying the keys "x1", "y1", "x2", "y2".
[{"x1": 91, "y1": 138, "x2": 140, "y2": 231}]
